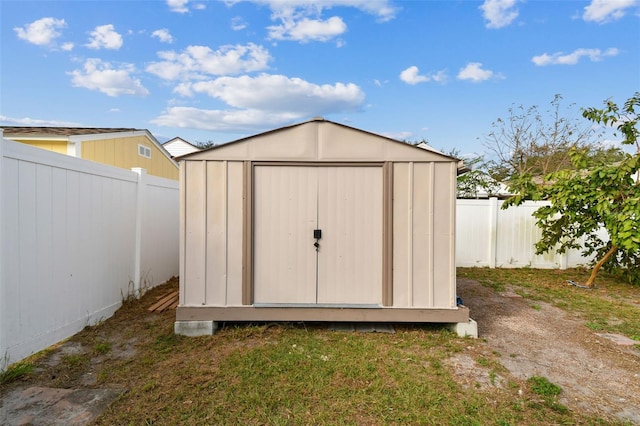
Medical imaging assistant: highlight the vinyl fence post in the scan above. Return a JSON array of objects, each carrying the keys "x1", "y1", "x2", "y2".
[
  {"x1": 489, "y1": 197, "x2": 498, "y2": 268},
  {"x1": 132, "y1": 168, "x2": 147, "y2": 298},
  {"x1": 559, "y1": 250, "x2": 568, "y2": 270}
]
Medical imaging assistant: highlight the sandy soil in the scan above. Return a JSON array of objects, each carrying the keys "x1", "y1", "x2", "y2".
[{"x1": 456, "y1": 278, "x2": 640, "y2": 424}]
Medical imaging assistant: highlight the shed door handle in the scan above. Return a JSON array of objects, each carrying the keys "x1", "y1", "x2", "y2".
[{"x1": 314, "y1": 229, "x2": 321, "y2": 251}]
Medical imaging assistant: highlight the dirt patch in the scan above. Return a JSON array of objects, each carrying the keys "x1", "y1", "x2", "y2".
[
  {"x1": 457, "y1": 278, "x2": 640, "y2": 424},
  {"x1": 0, "y1": 386, "x2": 123, "y2": 426}
]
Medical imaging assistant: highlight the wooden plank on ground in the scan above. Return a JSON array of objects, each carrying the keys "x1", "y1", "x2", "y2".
[{"x1": 148, "y1": 291, "x2": 179, "y2": 312}]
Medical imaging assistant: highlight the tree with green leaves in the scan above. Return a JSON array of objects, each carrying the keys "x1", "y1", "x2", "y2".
[
  {"x1": 505, "y1": 93, "x2": 640, "y2": 287},
  {"x1": 195, "y1": 140, "x2": 220, "y2": 149}
]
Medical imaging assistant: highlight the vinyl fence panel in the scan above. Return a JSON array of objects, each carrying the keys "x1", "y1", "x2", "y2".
[
  {"x1": 1, "y1": 136, "x2": 178, "y2": 369},
  {"x1": 456, "y1": 198, "x2": 596, "y2": 269}
]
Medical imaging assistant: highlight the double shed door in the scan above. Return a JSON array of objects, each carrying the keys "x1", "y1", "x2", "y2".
[{"x1": 253, "y1": 165, "x2": 383, "y2": 305}]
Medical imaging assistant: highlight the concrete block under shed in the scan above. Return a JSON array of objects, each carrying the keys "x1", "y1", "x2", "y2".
[
  {"x1": 174, "y1": 320, "x2": 218, "y2": 336},
  {"x1": 449, "y1": 318, "x2": 478, "y2": 338}
]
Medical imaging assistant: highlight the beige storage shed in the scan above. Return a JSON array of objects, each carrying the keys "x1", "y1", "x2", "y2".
[{"x1": 175, "y1": 118, "x2": 475, "y2": 336}]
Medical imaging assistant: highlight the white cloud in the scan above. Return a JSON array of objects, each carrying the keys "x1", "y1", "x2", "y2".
[
  {"x1": 167, "y1": 0, "x2": 189, "y2": 13},
  {"x1": 399, "y1": 66, "x2": 447, "y2": 85},
  {"x1": 86, "y1": 24, "x2": 123, "y2": 50},
  {"x1": 178, "y1": 73, "x2": 365, "y2": 114},
  {"x1": 167, "y1": 0, "x2": 206, "y2": 12},
  {"x1": 152, "y1": 28, "x2": 174, "y2": 43},
  {"x1": 69, "y1": 58, "x2": 149, "y2": 97},
  {"x1": 583, "y1": 0, "x2": 637, "y2": 23},
  {"x1": 400, "y1": 66, "x2": 428, "y2": 85},
  {"x1": 14, "y1": 17, "x2": 66, "y2": 46},
  {"x1": 151, "y1": 107, "x2": 302, "y2": 132},
  {"x1": 532, "y1": 47, "x2": 619, "y2": 66},
  {"x1": 146, "y1": 43, "x2": 271, "y2": 80},
  {"x1": 268, "y1": 16, "x2": 347, "y2": 42},
  {"x1": 229, "y1": 1, "x2": 397, "y2": 43},
  {"x1": 231, "y1": 16, "x2": 247, "y2": 30},
  {"x1": 457, "y1": 62, "x2": 501, "y2": 82},
  {"x1": 431, "y1": 71, "x2": 448, "y2": 83},
  {"x1": 152, "y1": 73, "x2": 365, "y2": 132},
  {"x1": 479, "y1": 0, "x2": 519, "y2": 29},
  {"x1": 0, "y1": 115, "x2": 82, "y2": 127},
  {"x1": 234, "y1": 0, "x2": 398, "y2": 21},
  {"x1": 61, "y1": 42, "x2": 74, "y2": 51}
]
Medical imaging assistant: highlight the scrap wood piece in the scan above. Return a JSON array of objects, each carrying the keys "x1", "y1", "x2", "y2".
[{"x1": 148, "y1": 290, "x2": 179, "y2": 312}]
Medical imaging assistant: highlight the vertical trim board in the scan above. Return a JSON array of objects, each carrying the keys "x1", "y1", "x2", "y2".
[
  {"x1": 391, "y1": 163, "x2": 410, "y2": 307},
  {"x1": 428, "y1": 162, "x2": 435, "y2": 307},
  {"x1": 242, "y1": 161, "x2": 252, "y2": 305},
  {"x1": 382, "y1": 162, "x2": 393, "y2": 306},
  {"x1": 226, "y1": 162, "x2": 244, "y2": 305}
]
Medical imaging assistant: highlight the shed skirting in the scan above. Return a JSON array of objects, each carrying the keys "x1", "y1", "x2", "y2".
[{"x1": 176, "y1": 305, "x2": 469, "y2": 323}]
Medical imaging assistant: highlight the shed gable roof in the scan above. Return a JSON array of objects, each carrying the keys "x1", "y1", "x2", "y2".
[{"x1": 180, "y1": 118, "x2": 457, "y2": 163}]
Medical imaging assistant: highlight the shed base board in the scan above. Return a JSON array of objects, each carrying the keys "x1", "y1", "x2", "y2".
[
  {"x1": 176, "y1": 305, "x2": 469, "y2": 324},
  {"x1": 448, "y1": 318, "x2": 478, "y2": 338}
]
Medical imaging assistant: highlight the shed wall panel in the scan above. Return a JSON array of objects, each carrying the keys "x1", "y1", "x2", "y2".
[
  {"x1": 318, "y1": 126, "x2": 385, "y2": 160},
  {"x1": 183, "y1": 161, "x2": 206, "y2": 305},
  {"x1": 432, "y1": 162, "x2": 456, "y2": 308},
  {"x1": 205, "y1": 161, "x2": 227, "y2": 305},
  {"x1": 250, "y1": 125, "x2": 318, "y2": 160},
  {"x1": 384, "y1": 142, "x2": 444, "y2": 161},
  {"x1": 411, "y1": 162, "x2": 433, "y2": 307},
  {"x1": 391, "y1": 162, "x2": 456, "y2": 309},
  {"x1": 225, "y1": 161, "x2": 245, "y2": 306}
]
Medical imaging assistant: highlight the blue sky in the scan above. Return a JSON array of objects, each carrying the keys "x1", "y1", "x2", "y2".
[{"x1": 1, "y1": 0, "x2": 639, "y2": 156}]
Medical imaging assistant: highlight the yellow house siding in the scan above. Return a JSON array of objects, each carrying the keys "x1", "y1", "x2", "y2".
[
  {"x1": 12, "y1": 139, "x2": 68, "y2": 155},
  {"x1": 81, "y1": 135, "x2": 178, "y2": 180}
]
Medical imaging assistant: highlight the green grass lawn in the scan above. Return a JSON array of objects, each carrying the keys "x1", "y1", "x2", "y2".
[{"x1": 3, "y1": 270, "x2": 638, "y2": 425}]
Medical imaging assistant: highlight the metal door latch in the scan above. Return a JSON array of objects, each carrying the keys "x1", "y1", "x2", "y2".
[{"x1": 314, "y1": 229, "x2": 322, "y2": 251}]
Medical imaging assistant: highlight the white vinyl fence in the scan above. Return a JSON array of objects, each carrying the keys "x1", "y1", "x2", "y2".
[
  {"x1": 456, "y1": 198, "x2": 596, "y2": 269},
  {"x1": 1, "y1": 136, "x2": 179, "y2": 369}
]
